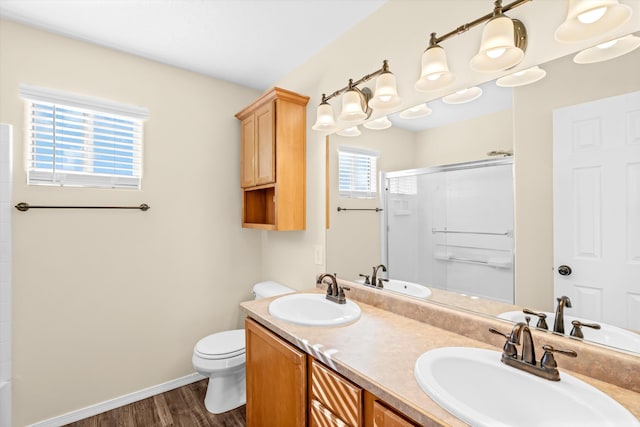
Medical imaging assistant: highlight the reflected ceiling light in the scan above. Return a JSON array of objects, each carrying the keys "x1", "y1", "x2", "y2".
[
  {"x1": 336, "y1": 126, "x2": 361, "y2": 137},
  {"x1": 496, "y1": 65, "x2": 547, "y2": 87},
  {"x1": 311, "y1": 95, "x2": 338, "y2": 132},
  {"x1": 399, "y1": 103, "x2": 433, "y2": 119},
  {"x1": 573, "y1": 34, "x2": 640, "y2": 63},
  {"x1": 415, "y1": 34, "x2": 455, "y2": 92},
  {"x1": 312, "y1": 60, "x2": 401, "y2": 132},
  {"x1": 555, "y1": 0, "x2": 632, "y2": 43},
  {"x1": 417, "y1": 0, "x2": 531, "y2": 86},
  {"x1": 442, "y1": 87, "x2": 483, "y2": 104},
  {"x1": 363, "y1": 116, "x2": 392, "y2": 130}
]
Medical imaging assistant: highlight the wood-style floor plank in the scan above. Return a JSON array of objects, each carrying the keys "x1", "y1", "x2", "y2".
[{"x1": 63, "y1": 380, "x2": 246, "y2": 427}]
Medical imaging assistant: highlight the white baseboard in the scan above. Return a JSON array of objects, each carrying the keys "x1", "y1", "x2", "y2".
[{"x1": 28, "y1": 372, "x2": 205, "y2": 427}]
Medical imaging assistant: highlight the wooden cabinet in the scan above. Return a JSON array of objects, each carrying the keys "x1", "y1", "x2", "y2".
[
  {"x1": 245, "y1": 318, "x2": 307, "y2": 427},
  {"x1": 235, "y1": 87, "x2": 309, "y2": 230},
  {"x1": 310, "y1": 359, "x2": 363, "y2": 426},
  {"x1": 245, "y1": 320, "x2": 422, "y2": 427}
]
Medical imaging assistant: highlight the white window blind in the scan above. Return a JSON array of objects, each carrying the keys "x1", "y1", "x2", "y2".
[
  {"x1": 338, "y1": 145, "x2": 379, "y2": 199},
  {"x1": 20, "y1": 84, "x2": 148, "y2": 189},
  {"x1": 388, "y1": 175, "x2": 417, "y2": 195}
]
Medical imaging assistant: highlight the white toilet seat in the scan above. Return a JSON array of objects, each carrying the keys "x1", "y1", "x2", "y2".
[{"x1": 194, "y1": 329, "x2": 245, "y2": 360}]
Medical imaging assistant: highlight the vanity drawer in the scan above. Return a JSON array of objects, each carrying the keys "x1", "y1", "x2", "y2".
[
  {"x1": 372, "y1": 401, "x2": 420, "y2": 427},
  {"x1": 311, "y1": 359, "x2": 362, "y2": 427},
  {"x1": 311, "y1": 399, "x2": 349, "y2": 427}
]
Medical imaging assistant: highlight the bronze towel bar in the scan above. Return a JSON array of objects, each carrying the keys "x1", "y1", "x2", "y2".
[
  {"x1": 337, "y1": 206, "x2": 383, "y2": 212},
  {"x1": 15, "y1": 202, "x2": 150, "y2": 212}
]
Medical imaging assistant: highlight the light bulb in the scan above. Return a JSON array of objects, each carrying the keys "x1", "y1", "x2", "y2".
[
  {"x1": 577, "y1": 6, "x2": 607, "y2": 24},
  {"x1": 486, "y1": 48, "x2": 506, "y2": 59}
]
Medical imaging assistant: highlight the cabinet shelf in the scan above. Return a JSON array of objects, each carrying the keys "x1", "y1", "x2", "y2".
[{"x1": 236, "y1": 87, "x2": 309, "y2": 230}]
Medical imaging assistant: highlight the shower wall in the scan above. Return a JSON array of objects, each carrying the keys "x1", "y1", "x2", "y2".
[
  {"x1": 384, "y1": 160, "x2": 514, "y2": 303},
  {"x1": 0, "y1": 124, "x2": 12, "y2": 427}
]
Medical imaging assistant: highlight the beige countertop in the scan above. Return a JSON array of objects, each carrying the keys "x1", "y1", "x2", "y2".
[{"x1": 241, "y1": 287, "x2": 640, "y2": 426}]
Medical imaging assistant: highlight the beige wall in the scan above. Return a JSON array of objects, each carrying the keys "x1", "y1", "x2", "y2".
[
  {"x1": 415, "y1": 109, "x2": 513, "y2": 166},
  {"x1": 326, "y1": 127, "x2": 417, "y2": 282},
  {"x1": 0, "y1": 20, "x2": 266, "y2": 426},
  {"x1": 513, "y1": 48, "x2": 640, "y2": 310}
]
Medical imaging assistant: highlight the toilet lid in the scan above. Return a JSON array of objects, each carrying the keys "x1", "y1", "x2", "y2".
[{"x1": 195, "y1": 329, "x2": 245, "y2": 359}]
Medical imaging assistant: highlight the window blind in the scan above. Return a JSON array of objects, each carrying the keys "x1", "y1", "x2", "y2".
[
  {"x1": 338, "y1": 146, "x2": 379, "y2": 199},
  {"x1": 20, "y1": 84, "x2": 147, "y2": 189},
  {"x1": 388, "y1": 175, "x2": 418, "y2": 195}
]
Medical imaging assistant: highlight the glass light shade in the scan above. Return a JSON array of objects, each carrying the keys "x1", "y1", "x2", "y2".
[
  {"x1": 470, "y1": 16, "x2": 524, "y2": 72},
  {"x1": 415, "y1": 45, "x2": 455, "y2": 92},
  {"x1": 555, "y1": 0, "x2": 632, "y2": 43},
  {"x1": 369, "y1": 72, "x2": 402, "y2": 110},
  {"x1": 496, "y1": 66, "x2": 547, "y2": 87},
  {"x1": 339, "y1": 89, "x2": 368, "y2": 123},
  {"x1": 363, "y1": 116, "x2": 392, "y2": 130},
  {"x1": 399, "y1": 103, "x2": 433, "y2": 119},
  {"x1": 442, "y1": 87, "x2": 483, "y2": 105},
  {"x1": 311, "y1": 102, "x2": 337, "y2": 132},
  {"x1": 573, "y1": 34, "x2": 640, "y2": 63},
  {"x1": 336, "y1": 126, "x2": 361, "y2": 137}
]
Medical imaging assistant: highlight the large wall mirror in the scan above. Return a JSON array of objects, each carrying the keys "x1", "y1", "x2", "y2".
[{"x1": 325, "y1": 47, "x2": 640, "y2": 356}]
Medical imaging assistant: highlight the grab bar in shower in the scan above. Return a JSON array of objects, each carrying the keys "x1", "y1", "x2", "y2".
[
  {"x1": 431, "y1": 228, "x2": 512, "y2": 236},
  {"x1": 15, "y1": 202, "x2": 150, "y2": 212},
  {"x1": 337, "y1": 206, "x2": 383, "y2": 212}
]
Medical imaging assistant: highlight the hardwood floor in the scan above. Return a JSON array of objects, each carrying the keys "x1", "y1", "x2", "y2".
[{"x1": 64, "y1": 380, "x2": 246, "y2": 427}]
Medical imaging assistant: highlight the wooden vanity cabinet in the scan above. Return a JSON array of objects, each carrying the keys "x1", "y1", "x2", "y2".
[
  {"x1": 235, "y1": 87, "x2": 309, "y2": 230},
  {"x1": 245, "y1": 318, "x2": 307, "y2": 427}
]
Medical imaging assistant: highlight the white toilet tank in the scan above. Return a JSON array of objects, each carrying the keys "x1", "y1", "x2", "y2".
[{"x1": 252, "y1": 281, "x2": 294, "y2": 299}]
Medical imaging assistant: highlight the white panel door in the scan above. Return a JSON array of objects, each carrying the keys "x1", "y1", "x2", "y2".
[{"x1": 553, "y1": 91, "x2": 640, "y2": 330}]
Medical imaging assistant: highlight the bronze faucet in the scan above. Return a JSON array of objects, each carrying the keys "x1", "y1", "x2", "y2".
[
  {"x1": 371, "y1": 264, "x2": 387, "y2": 288},
  {"x1": 317, "y1": 273, "x2": 349, "y2": 304},
  {"x1": 490, "y1": 321, "x2": 577, "y2": 381},
  {"x1": 553, "y1": 296, "x2": 572, "y2": 334}
]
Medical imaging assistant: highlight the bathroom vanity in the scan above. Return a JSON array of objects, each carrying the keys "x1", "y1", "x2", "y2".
[{"x1": 241, "y1": 283, "x2": 640, "y2": 426}]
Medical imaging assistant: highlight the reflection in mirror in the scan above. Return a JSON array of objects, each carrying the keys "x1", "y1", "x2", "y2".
[{"x1": 326, "y1": 48, "x2": 640, "y2": 355}]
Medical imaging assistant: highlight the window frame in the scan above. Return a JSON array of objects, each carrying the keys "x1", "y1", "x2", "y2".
[{"x1": 20, "y1": 84, "x2": 148, "y2": 189}]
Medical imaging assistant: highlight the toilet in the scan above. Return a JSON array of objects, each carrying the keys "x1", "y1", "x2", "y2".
[{"x1": 192, "y1": 281, "x2": 294, "y2": 414}]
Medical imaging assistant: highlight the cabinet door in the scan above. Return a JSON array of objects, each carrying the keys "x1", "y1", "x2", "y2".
[
  {"x1": 245, "y1": 318, "x2": 306, "y2": 427},
  {"x1": 240, "y1": 114, "x2": 256, "y2": 188},
  {"x1": 254, "y1": 102, "x2": 275, "y2": 185},
  {"x1": 372, "y1": 401, "x2": 419, "y2": 427}
]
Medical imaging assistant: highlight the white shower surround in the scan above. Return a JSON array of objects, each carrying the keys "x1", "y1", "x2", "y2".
[{"x1": 0, "y1": 124, "x2": 12, "y2": 427}]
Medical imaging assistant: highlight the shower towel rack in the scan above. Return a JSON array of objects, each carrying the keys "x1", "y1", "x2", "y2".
[
  {"x1": 337, "y1": 206, "x2": 383, "y2": 212},
  {"x1": 15, "y1": 202, "x2": 150, "y2": 212},
  {"x1": 431, "y1": 228, "x2": 511, "y2": 236}
]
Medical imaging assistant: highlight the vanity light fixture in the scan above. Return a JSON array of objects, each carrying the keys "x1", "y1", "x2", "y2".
[
  {"x1": 496, "y1": 65, "x2": 547, "y2": 87},
  {"x1": 415, "y1": 0, "x2": 531, "y2": 91},
  {"x1": 336, "y1": 126, "x2": 361, "y2": 137},
  {"x1": 573, "y1": 33, "x2": 640, "y2": 63},
  {"x1": 363, "y1": 116, "x2": 392, "y2": 130},
  {"x1": 555, "y1": 0, "x2": 633, "y2": 43},
  {"x1": 442, "y1": 87, "x2": 483, "y2": 104},
  {"x1": 399, "y1": 103, "x2": 433, "y2": 119},
  {"x1": 312, "y1": 60, "x2": 402, "y2": 132}
]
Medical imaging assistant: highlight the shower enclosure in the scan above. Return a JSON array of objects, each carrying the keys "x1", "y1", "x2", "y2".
[{"x1": 381, "y1": 158, "x2": 514, "y2": 303}]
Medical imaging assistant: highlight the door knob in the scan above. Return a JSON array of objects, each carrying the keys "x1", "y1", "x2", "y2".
[{"x1": 558, "y1": 265, "x2": 572, "y2": 276}]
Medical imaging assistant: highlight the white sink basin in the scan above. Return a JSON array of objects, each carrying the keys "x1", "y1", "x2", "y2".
[
  {"x1": 384, "y1": 279, "x2": 431, "y2": 299},
  {"x1": 268, "y1": 293, "x2": 361, "y2": 327},
  {"x1": 415, "y1": 347, "x2": 639, "y2": 427},
  {"x1": 498, "y1": 311, "x2": 640, "y2": 354}
]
